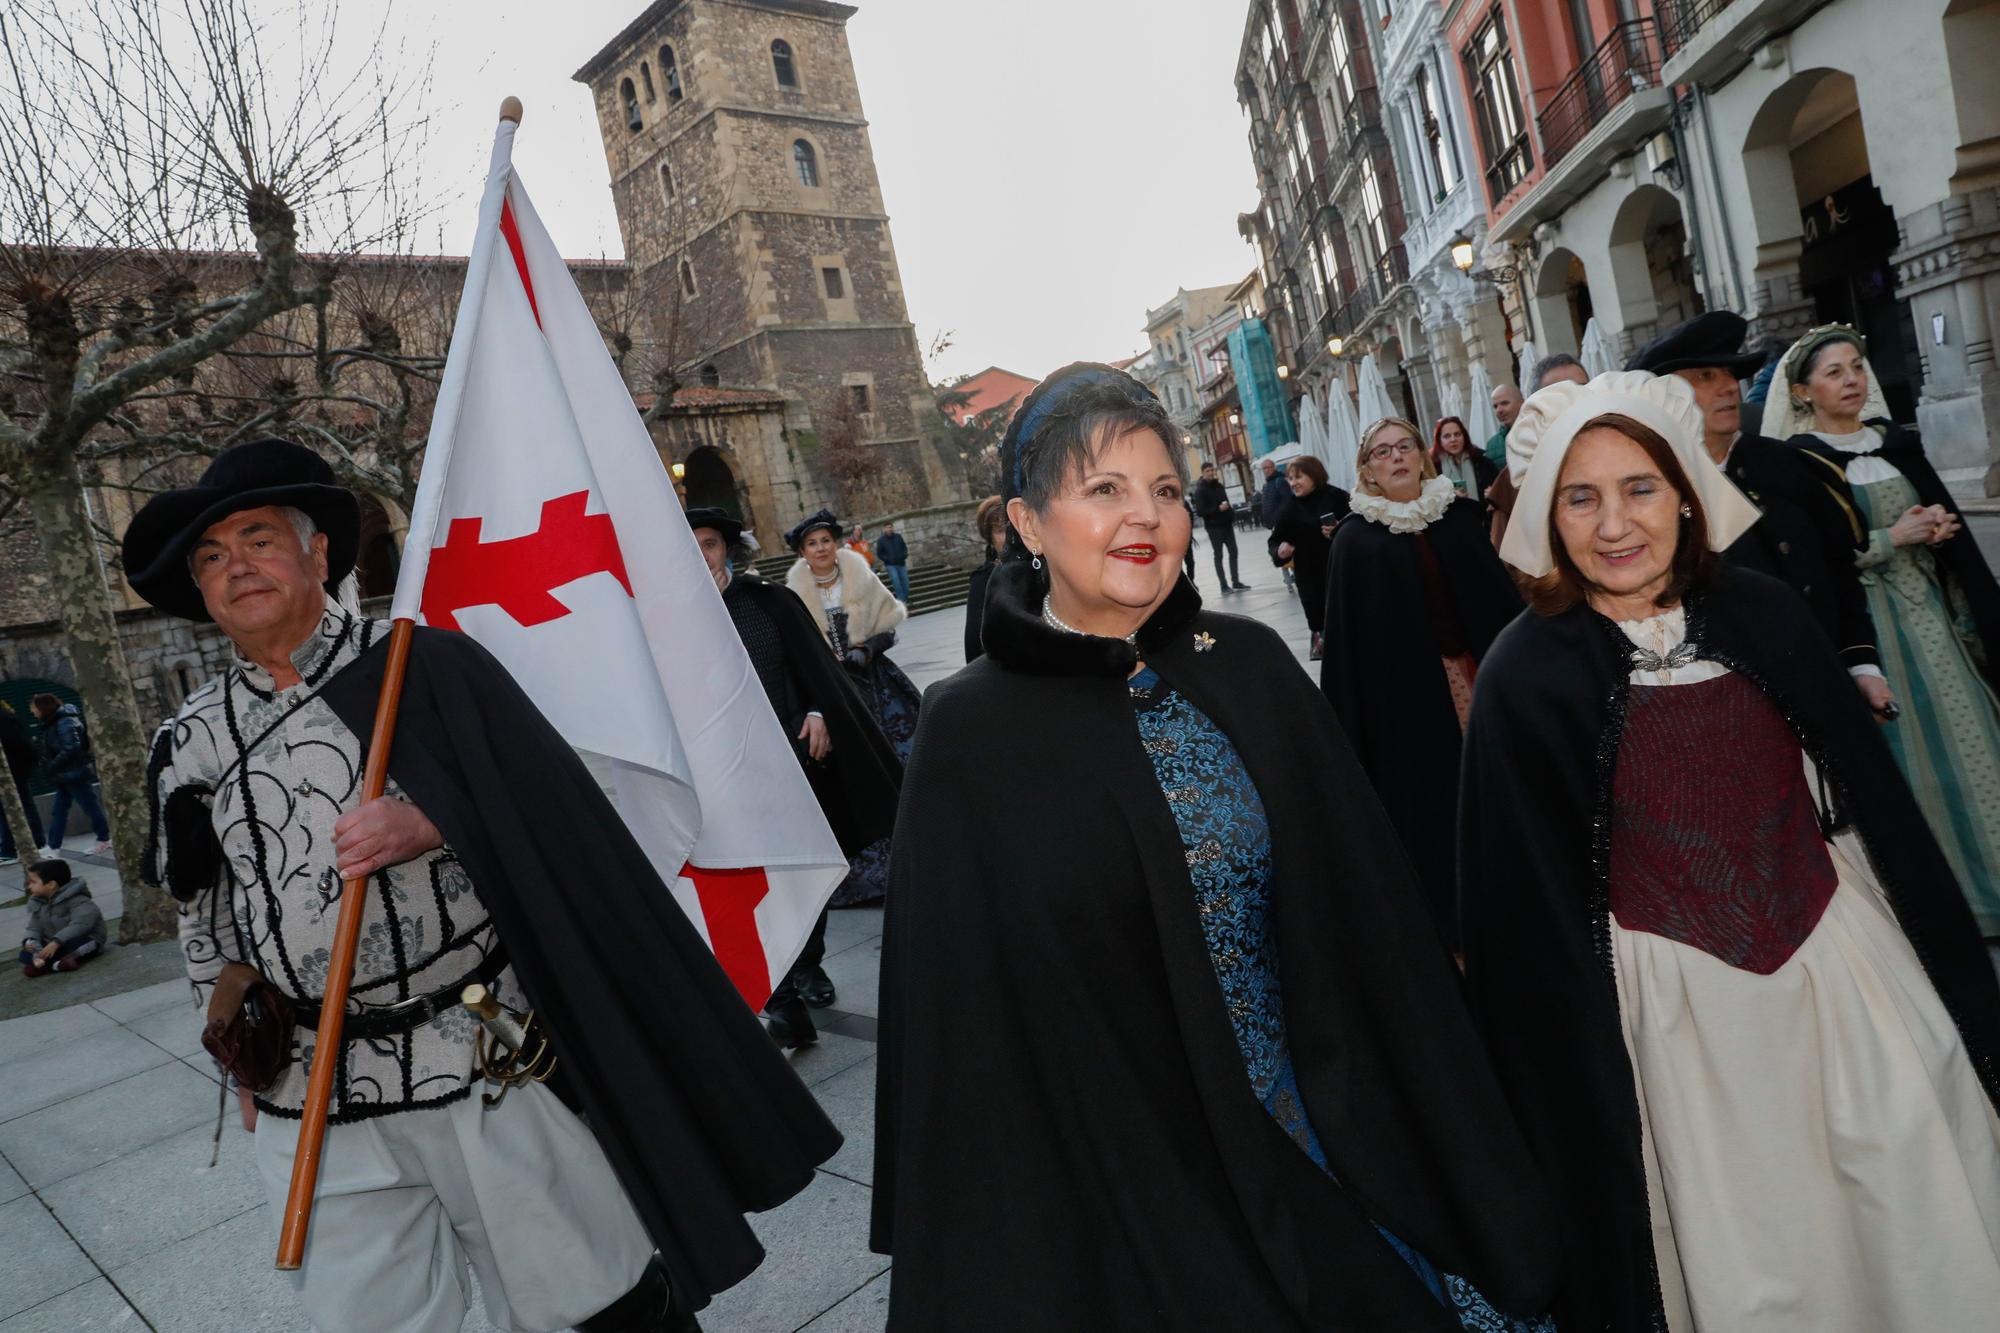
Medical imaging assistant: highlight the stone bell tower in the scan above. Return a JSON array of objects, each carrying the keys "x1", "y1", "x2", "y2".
[{"x1": 574, "y1": 0, "x2": 962, "y2": 519}]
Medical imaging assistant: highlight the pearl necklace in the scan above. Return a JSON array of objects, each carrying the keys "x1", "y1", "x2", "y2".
[
  {"x1": 812, "y1": 569, "x2": 840, "y2": 587},
  {"x1": 1042, "y1": 594, "x2": 1137, "y2": 645}
]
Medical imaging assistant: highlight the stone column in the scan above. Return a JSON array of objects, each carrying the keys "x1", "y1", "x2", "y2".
[{"x1": 1894, "y1": 185, "x2": 2000, "y2": 495}]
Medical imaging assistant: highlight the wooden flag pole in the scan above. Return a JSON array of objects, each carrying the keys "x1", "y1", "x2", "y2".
[{"x1": 275, "y1": 617, "x2": 416, "y2": 1269}]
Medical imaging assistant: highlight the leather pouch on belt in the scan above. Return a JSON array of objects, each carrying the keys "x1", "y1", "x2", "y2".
[{"x1": 200, "y1": 961, "x2": 296, "y2": 1092}]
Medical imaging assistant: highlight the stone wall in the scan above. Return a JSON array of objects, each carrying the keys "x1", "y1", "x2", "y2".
[
  {"x1": 858, "y1": 497, "x2": 988, "y2": 571},
  {"x1": 1, "y1": 607, "x2": 239, "y2": 736}
]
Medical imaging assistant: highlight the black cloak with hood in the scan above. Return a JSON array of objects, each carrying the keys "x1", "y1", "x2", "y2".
[
  {"x1": 1459, "y1": 566, "x2": 2000, "y2": 1331},
  {"x1": 1319, "y1": 495, "x2": 1521, "y2": 949},
  {"x1": 872, "y1": 558, "x2": 1563, "y2": 1330}
]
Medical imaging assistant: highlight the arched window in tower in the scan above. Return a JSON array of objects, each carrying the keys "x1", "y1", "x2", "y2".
[
  {"x1": 793, "y1": 139, "x2": 820, "y2": 188},
  {"x1": 640, "y1": 62, "x2": 656, "y2": 102},
  {"x1": 679, "y1": 258, "x2": 698, "y2": 298},
  {"x1": 700, "y1": 363, "x2": 721, "y2": 388},
  {"x1": 621, "y1": 78, "x2": 642, "y2": 132},
  {"x1": 659, "y1": 161, "x2": 676, "y2": 203},
  {"x1": 771, "y1": 39, "x2": 798, "y2": 88},
  {"x1": 660, "y1": 45, "x2": 683, "y2": 101}
]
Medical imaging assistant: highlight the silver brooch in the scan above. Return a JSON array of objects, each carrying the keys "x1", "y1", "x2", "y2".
[
  {"x1": 1193, "y1": 632, "x2": 1216, "y2": 653},
  {"x1": 1630, "y1": 641, "x2": 1699, "y2": 673}
]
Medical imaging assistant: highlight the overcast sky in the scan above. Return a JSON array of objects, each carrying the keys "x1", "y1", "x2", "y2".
[{"x1": 400, "y1": 0, "x2": 1261, "y2": 383}]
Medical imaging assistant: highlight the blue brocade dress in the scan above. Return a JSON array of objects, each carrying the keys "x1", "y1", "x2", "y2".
[{"x1": 1128, "y1": 667, "x2": 1553, "y2": 1332}]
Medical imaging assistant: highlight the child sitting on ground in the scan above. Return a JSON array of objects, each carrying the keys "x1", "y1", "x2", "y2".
[{"x1": 19, "y1": 859, "x2": 107, "y2": 978}]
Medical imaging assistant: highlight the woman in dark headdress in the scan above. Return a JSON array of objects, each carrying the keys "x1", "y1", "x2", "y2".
[
  {"x1": 1765, "y1": 325, "x2": 2000, "y2": 936},
  {"x1": 873, "y1": 362, "x2": 1561, "y2": 1331},
  {"x1": 784, "y1": 508, "x2": 920, "y2": 904},
  {"x1": 1464, "y1": 370, "x2": 2000, "y2": 1331},
  {"x1": 1264, "y1": 454, "x2": 1350, "y2": 659},
  {"x1": 1320, "y1": 416, "x2": 1520, "y2": 948}
]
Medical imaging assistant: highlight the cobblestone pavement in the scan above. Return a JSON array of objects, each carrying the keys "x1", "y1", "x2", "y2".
[{"x1": 0, "y1": 554, "x2": 1314, "y2": 1332}]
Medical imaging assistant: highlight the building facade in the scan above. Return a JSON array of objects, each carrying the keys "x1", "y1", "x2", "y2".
[
  {"x1": 573, "y1": 0, "x2": 965, "y2": 534},
  {"x1": 1131, "y1": 284, "x2": 1241, "y2": 439},
  {"x1": 1441, "y1": 0, "x2": 2000, "y2": 493}
]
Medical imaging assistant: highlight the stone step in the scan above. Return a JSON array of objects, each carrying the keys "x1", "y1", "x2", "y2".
[{"x1": 747, "y1": 554, "x2": 972, "y2": 615}]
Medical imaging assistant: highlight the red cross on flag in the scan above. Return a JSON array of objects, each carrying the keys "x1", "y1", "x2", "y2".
[{"x1": 389, "y1": 112, "x2": 846, "y2": 1008}]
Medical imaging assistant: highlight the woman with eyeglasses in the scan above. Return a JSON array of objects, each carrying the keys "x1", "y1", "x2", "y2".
[{"x1": 1320, "y1": 417, "x2": 1521, "y2": 951}]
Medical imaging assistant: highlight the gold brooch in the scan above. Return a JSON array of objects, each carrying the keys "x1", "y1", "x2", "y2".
[{"x1": 1193, "y1": 632, "x2": 1216, "y2": 653}]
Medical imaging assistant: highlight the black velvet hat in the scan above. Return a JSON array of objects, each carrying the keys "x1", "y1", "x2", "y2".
[
  {"x1": 784, "y1": 508, "x2": 840, "y2": 551},
  {"x1": 120, "y1": 438, "x2": 360, "y2": 622},
  {"x1": 1626, "y1": 311, "x2": 1767, "y2": 378},
  {"x1": 684, "y1": 507, "x2": 744, "y2": 545}
]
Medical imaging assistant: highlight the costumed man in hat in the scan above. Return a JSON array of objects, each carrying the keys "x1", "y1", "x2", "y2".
[
  {"x1": 1629, "y1": 312, "x2": 1894, "y2": 715},
  {"x1": 685, "y1": 508, "x2": 901, "y2": 1049},
  {"x1": 127, "y1": 440, "x2": 840, "y2": 1333}
]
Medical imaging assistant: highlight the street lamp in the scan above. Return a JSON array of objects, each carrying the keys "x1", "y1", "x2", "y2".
[
  {"x1": 1276, "y1": 364, "x2": 1290, "y2": 380},
  {"x1": 1325, "y1": 335, "x2": 1344, "y2": 357},
  {"x1": 1229, "y1": 412, "x2": 1241, "y2": 427},
  {"x1": 670, "y1": 462, "x2": 686, "y2": 480},
  {"x1": 1448, "y1": 232, "x2": 1477, "y2": 273}
]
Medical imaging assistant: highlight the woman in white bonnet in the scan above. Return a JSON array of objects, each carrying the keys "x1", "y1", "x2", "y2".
[{"x1": 1459, "y1": 370, "x2": 2000, "y2": 1332}]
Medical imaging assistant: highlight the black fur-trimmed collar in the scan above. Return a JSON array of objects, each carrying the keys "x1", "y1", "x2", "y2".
[{"x1": 980, "y1": 558, "x2": 1202, "y2": 676}]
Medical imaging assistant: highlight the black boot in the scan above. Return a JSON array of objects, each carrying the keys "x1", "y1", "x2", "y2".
[
  {"x1": 795, "y1": 964, "x2": 836, "y2": 1008},
  {"x1": 580, "y1": 1255, "x2": 702, "y2": 1332},
  {"x1": 763, "y1": 994, "x2": 818, "y2": 1049}
]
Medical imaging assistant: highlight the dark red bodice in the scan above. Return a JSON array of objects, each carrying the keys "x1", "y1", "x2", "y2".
[{"x1": 1610, "y1": 671, "x2": 1837, "y2": 974}]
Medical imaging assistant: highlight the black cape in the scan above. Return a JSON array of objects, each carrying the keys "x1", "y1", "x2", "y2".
[
  {"x1": 723, "y1": 574, "x2": 901, "y2": 856},
  {"x1": 1722, "y1": 432, "x2": 1879, "y2": 668},
  {"x1": 321, "y1": 628, "x2": 843, "y2": 1313},
  {"x1": 1788, "y1": 419, "x2": 2000, "y2": 687},
  {"x1": 1266, "y1": 484, "x2": 1351, "y2": 634},
  {"x1": 1319, "y1": 498, "x2": 1521, "y2": 948},
  {"x1": 1459, "y1": 568, "x2": 2000, "y2": 1331},
  {"x1": 873, "y1": 560, "x2": 1562, "y2": 1331}
]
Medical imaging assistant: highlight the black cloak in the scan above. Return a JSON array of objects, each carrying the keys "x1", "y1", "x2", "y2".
[
  {"x1": 1459, "y1": 567, "x2": 2000, "y2": 1332},
  {"x1": 1266, "y1": 484, "x2": 1351, "y2": 635},
  {"x1": 1788, "y1": 419, "x2": 2000, "y2": 687},
  {"x1": 1319, "y1": 497, "x2": 1521, "y2": 948},
  {"x1": 1722, "y1": 432, "x2": 1878, "y2": 669},
  {"x1": 722, "y1": 573, "x2": 901, "y2": 856},
  {"x1": 319, "y1": 628, "x2": 843, "y2": 1313},
  {"x1": 872, "y1": 560, "x2": 1562, "y2": 1331}
]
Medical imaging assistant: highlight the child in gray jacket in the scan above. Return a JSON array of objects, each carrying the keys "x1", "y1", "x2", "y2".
[{"x1": 20, "y1": 859, "x2": 107, "y2": 977}]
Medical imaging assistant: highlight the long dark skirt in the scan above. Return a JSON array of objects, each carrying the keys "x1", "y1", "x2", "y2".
[{"x1": 831, "y1": 651, "x2": 921, "y2": 905}]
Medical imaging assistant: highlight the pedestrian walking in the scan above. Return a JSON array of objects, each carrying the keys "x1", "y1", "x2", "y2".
[
  {"x1": 963, "y1": 495, "x2": 1009, "y2": 663},
  {"x1": 1429, "y1": 415, "x2": 1495, "y2": 498},
  {"x1": 1764, "y1": 325, "x2": 2000, "y2": 940},
  {"x1": 875, "y1": 520, "x2": 910, "y2": 603},
  {"x1": 126, "y1": 438, "x2": 839, "y2": 1332},
  {"x1": 785, "y1": 508, "x2": 921, "y2": 905},
  {"x1": 689, "y1": 508, "x2": 901, "y2": 1050},
  {"x1": 1190, "y1": 462, "x2": 1250, "y2": 590},
  {"x1": 1481, "y1": 381, "x2": 1522, "y2": 469},
  {"x1": 1320, "y1": 417, "x2": 1520, "y2": 950},
  {"x1": 1628, "y1": 312, "x2": 1885, "y2": 701},
  {"x1": 1464, "y1": 372, "x2": 2000, "y2": 1331},
  {"x1": 874, "y1": 362, "x2": 1561, "y2": 1332},
  {"x1": 18, "y1": 859, "x2": 106, "y2": 977},
  {"x1": 0, "y1": 702, "x2": 45, "y2": 865},
  {"x1": 30, "y1": 693, "x2": 108, "y2": 856},
  {"x1": 844, "y1": 523, "x2": 875, "y2": 568},
  {"x1": 1265, "y1": 456, "x2": 1349, "y2": 659},
  {"x1": 1255, "y1": 457, "x2": 1294, "y2": 589}
]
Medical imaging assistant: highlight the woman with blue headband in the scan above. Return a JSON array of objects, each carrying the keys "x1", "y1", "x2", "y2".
[{"x1": 872, "y1": 363, "x2": 1561, "y2": 1330}]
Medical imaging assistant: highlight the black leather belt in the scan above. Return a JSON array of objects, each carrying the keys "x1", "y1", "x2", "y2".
[{"x1": 294, "y1": 946, "x2": 511, "y2": 1042}]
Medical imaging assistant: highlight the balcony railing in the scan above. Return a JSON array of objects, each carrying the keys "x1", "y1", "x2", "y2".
[
  {"x1": 1657, "y1": 0, "x2": 1736, "y2": 58},
  {"x1": 1536, "y1": 19, "x2": 1663, "y2": 171},
  {"x1": 1331, "y1": 84, "x2": 1382, "y2": 163}
]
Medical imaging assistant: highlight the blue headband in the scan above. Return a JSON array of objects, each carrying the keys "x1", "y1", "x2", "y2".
[{"x1": 1006, "y1": 368, "x2": 1160, "y2": 498}]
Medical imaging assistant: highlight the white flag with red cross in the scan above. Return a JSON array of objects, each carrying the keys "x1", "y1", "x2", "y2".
[{"x1": 388, "y1": 112, "x2": 846, "y2": 1008}]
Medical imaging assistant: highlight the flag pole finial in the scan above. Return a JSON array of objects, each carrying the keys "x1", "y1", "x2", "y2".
[{"x1": 500, "y1": 96, "x2": 524, "y2": 124}]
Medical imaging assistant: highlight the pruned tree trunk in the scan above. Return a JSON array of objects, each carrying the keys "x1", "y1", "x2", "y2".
[
  {"x1": 0, "y1": 767, "x2": 33, "y2": 895},
  {"x1": 18, "y1": 455, "x2": 168, "y2": 939}
]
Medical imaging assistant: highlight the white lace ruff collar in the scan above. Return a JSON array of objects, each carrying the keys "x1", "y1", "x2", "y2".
[{"x1": 1350, "y1": 474, "x2": 1458, "y2": 534}]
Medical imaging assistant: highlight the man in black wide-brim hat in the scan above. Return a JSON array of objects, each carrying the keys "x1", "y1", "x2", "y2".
[
  {"x1": 1628, "y1": 311, "x2": 1893, "y2": 713},
  {"x1": 126, "y1": 439, "x2": 839, "y2": 1333}
]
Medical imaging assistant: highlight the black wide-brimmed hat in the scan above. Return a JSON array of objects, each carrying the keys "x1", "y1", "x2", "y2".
[
  {"x1": 1626, "y1": 311, "x2": 1767, "y2": 378},
  {"x1": 784, "y1": 508, "x2": 841, "y2": 551},
  {"x1": 121, "y1": 438, "x2": 360, "y2": 622},
  {"x1": 684, "y1": 506, "x2": 744, "y2": 545}
]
